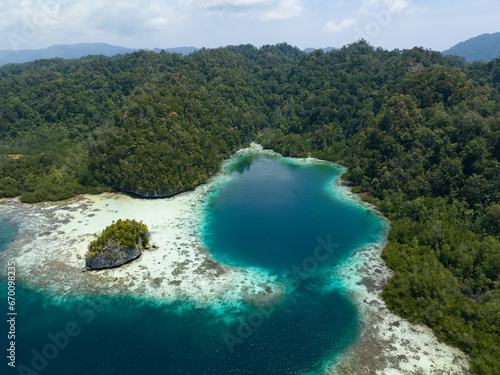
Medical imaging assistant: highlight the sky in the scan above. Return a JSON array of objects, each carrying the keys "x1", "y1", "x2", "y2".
[{"x1": 1, "y1": 0, "x2": 499, "y2": 52}]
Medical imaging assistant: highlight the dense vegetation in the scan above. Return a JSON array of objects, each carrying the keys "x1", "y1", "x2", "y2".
[
  {"x1": 0, "y1": 42, "x2": 499, "y2": 373},
  {"x1": 86, "y1": 219, "x2": 149, "y2": 261}
]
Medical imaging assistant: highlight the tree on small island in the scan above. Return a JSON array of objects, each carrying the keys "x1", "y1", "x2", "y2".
[{"x1": 85, "y1": 219, "x2": 150, "y2": 270}]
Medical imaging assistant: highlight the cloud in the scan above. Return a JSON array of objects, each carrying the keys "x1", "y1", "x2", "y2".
[
  {"x1": 148, "y1": 17, "x2": 170, "y2": 28},
  {"x1": 44, "y1": 0, "x2": 189, "y2": 40},
  {"x1": 200, "y1": 0, "x2": 303, "y2": 20},
  {"x1": 1, "y1": 0, "x2": 64, "y2": 49},
  {"x1": 323, "y1": 18, "x2": 357, "y2": 32},
  {"x1": 361, "y1": 0, "x2": 411, "y2": 14},
  {"x1": 0, "y1": 0, "x2": 189, "y2": 44}
]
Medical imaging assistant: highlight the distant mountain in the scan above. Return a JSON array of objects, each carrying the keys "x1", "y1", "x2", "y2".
[
  {"x1": 0, "y1": 43, "x2": 198, "y2": 66},
  {"x1": 303, "y1": 46, "x2": 336, "y2": 53},
  {"x1": 152, "y1": 47, "x2": 198, "y2": 55},
  {"x1": 442, "y1": 32, "x2": 500, "y2": 63}
]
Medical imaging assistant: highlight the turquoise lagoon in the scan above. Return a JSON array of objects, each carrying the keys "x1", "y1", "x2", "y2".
[{"x1": 0, "y1": 153, "x2": 386, "y2": 375}]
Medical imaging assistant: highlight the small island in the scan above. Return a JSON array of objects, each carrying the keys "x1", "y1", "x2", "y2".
[{"x1": 85, "y1": 219, "x2": 150, "y2": 270}]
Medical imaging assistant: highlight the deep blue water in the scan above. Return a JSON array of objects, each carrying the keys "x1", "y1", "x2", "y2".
[
  {"x1": 1, "y1": 154, "x2": 384, "y2": 375},
  {"x1": 204, "y1": 155, "x2": 382, "y2": 272}
]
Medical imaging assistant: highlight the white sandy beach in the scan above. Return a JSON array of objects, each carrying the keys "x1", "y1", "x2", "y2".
[{"x1": 0, "y1": 144, "x2": 470, "y2": 374}]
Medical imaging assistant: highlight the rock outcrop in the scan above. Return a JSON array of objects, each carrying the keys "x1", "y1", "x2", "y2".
[
  {"x1": 124, "y1": 188, "x2": 187, "y2": 198},
  {"x1": 84, "y1": 219, "x2": 150, "y2": 270},
  {"x1": 86, "y1": 244, "x2": 142, "y2": 270}
]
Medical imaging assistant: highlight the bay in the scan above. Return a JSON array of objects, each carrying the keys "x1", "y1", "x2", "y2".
[{"x1": 1, "y1": 153, "x2": 385, "y2": 374}]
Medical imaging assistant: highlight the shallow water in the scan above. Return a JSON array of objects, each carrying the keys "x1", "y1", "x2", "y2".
[
  {"x1": 0, "y1": 217, "x2": 18, "y2": 252},
  {"x1": 1, "y1": 154, "x2": 385, "y2": 375}
]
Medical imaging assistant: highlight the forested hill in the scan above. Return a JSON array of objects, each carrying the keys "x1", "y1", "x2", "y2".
[
  {"x1": 0, "y1": 42, "x2": 499, "y2": 374},
  {"x1": 443, "y1": 32, "x2": 500, "y2": 63}
]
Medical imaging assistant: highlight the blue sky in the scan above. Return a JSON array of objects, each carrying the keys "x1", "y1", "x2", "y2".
[{"x1": 1, "y1": 0, "x2": 499, "y2": 51}]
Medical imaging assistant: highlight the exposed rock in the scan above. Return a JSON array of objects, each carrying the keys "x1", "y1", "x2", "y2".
[
  {"x1": 84, "y1": 218, "x2": 149, "y2": 270},
  {"x1": 86, "y1": 245, "x2": 142, "y2": 270},
  {"x1": 124, "y1": 188, "x2": 187, "y2": 198}
]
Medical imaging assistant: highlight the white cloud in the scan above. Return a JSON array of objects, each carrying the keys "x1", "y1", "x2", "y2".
[
  {"x1": 389, "y1": 0, "x2": 411, "y2": 13},
  {"x1": 1, "y1": 0, "x2": 64, "y2": 49},
  {"x1": 323, "y1": 18, "x2": 357, "y2": 32},
  {"x1": 361, "y1": 0, "x2": 411, "y2": 14},
  {"x1": 200, "y1": 0, "x2": 303, "y2": 20},
  {"x1": 0, "y1": 0, "x2": 188, "y2": 45},
  {"x1": 148, "y1": 17, "x2": 170, "y2": 28},
  {"x1": 51, "y1": 0, "x2": 187, "y2": 39}
]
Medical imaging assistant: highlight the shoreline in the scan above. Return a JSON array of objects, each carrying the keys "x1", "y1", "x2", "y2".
[
  {"x1": 325, "y1": 179, "x2": 470, "y2": 375},
  {"x1": 0, "y1": 145, "x2": 286, "y2": 316},
  {"x1": 0, "y1": 144, "x2": 471, "y2": 374},
  {"x1": 0, "y1": 192, "x2": 284, "y2": 313}
]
